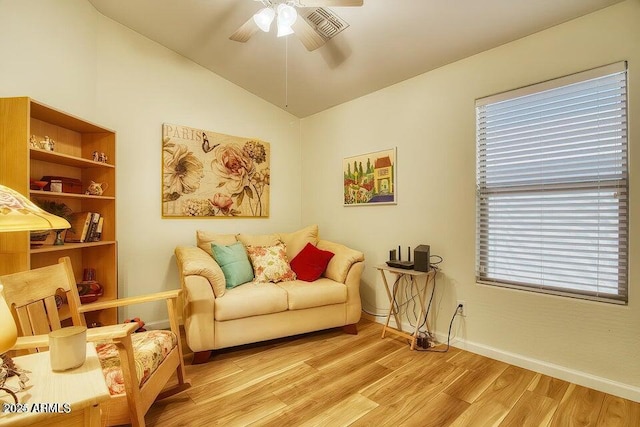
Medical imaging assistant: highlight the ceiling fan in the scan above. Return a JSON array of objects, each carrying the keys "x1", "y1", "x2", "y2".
[{"x1": 229, "y1": 0, "x2": 363, "y2": 51}]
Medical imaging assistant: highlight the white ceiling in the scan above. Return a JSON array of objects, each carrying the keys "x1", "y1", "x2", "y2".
[{"x1": 87, "y1": 0, "x2": 623, "y2": 118}]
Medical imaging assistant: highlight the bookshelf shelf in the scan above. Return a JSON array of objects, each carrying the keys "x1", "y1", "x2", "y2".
[
  {"x1": 30, "y1": 240, "x2": 117, "y2": 254},
  {"x1": 29, "y1": 190, "x2": 115, "y2": 200},
  {"x1": 30, "y1": 148, "x2": 115, "y2": 169},
  {"x1": 0, "y1": 96, "x2": 118, "y2": 327}
]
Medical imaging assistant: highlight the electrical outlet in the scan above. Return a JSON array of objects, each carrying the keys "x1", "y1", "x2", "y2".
[{"x1": 457, "y1": 301, "x2": 466, "y2": 317}]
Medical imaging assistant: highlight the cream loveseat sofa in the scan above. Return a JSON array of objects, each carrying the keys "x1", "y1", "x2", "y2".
[{"x1": 175, "y1": 225, "x2": 364, "y2": 363}]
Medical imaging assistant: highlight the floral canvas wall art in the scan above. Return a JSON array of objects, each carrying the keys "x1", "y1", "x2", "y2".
[
  {"x1": 162, "y1": 124, "x2": 270, "y2": 217},
  {"x1": 343, "y1": 148, "x2": 396, "y2": 206}
]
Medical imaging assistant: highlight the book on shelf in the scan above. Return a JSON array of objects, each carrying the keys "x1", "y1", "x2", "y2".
[
  {"x1": 86, "y1": 212, "x2": 101, "y2": 242},
  {"x1": 64, "y1": 212, "x2": 92, "y2": 243},
  {"x1": 93, "y1": 217, "x2": 104, "y2": 241}
]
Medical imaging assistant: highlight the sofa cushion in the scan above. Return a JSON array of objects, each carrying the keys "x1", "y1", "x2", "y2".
[
  {"x1": 290, "y1": 242, "x2": 334, "y2": 282},
  {"x1": 317, "y1": 240, "x2": 365, "y2": 283},
  {"x1": 237, "y1": 233, "x2": 281, "y2": 247},
  {"x1": 246, "y1": 242, "x2": 297, "y2": 283},
  {"x1": 279, "y1": 224, "x2": 319, "y2": 260},
  {"x1": 197, "y1": 230, "x2": 237, "y2": 253},
  {"x1": 212, "y1": 242, "x2": 254, "y2": 289},
  {"x1": 215, "y1": 282, "x2": 289, "y2": 321},
  {"x1": 276, "y1": 278, "x2": 347, "y2": 310}
]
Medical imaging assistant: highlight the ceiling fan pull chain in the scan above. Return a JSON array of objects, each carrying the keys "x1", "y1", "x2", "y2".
[{"x1": 285, "y1": 35, "x2": 289, "y2": 108}]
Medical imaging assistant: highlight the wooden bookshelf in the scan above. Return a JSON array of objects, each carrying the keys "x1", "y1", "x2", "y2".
[{"x1": 0, "y1": 97, "x2": 117, "y2": 326}]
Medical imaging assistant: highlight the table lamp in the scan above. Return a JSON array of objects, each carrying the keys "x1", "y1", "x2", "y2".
[
  {"x1": 0, "y1": 183, "x2": 71, "y2": 402},
  {"x1": 1, "y1": 284, "x2": 21, "y2": 403},
  {"x1": 0, "y1": 284, "x2": 17, "y2": 354},
  {"x1": 0, "y1": 184, "x2": 71, "y2": 231}
]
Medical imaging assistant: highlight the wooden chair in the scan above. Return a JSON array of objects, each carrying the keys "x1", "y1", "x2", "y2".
[{"x1": 0, "y1": 256, "x2": 190, "y2": 427}]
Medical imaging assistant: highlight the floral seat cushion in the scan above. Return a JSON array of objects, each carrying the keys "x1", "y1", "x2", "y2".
[{"x1": 95, "y1": 330, "x2": 177, "y2": 396}]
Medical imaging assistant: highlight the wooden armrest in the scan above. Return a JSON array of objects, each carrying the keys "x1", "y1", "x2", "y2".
[
  {"x1": 86, "y1": 323, "x2": 139, "y2": 341},
  {"x1": 78, "y1": 289, "x2": 181, "y2": 313},
  {"x1": 10, "y1": 323, "x2": 138, "y2": 351},
  {"x1": 12, "y1": 334, "x2": 49, "y2": 350}
]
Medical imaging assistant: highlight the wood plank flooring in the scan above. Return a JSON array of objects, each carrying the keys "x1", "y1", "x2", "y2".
[{"x1": 145, "y1": 319, "x2": 640, "y2": 426}]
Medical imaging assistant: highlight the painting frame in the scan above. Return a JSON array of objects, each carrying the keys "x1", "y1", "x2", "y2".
[
  {"x1": 162, "y1": 123, "x2": 270, "y2": 218},
  {"x1": 343, "y1": 147, "x2": 396, "y2": 206}
]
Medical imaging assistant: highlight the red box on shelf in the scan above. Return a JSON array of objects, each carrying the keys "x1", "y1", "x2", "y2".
[{"x1": 41, "y1": 176, "x2": 83, "y2": 194}]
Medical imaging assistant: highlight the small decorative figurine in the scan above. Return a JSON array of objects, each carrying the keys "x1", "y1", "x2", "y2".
[
  {"x1": 38, "y1": 136, "x2": 54, "y2": 151},
  {"x1": 85, "y1": 181, "x2": 108, "y2": 196},
  {"x1": 29, "y1": 135, "x2": 38, "y2": 148},
  {"x1": 92, "y1": 151, "x2": 99, "y2": 162},
  {"x1": 98, "y1": 152, "x2": 108, "y2": 163}
]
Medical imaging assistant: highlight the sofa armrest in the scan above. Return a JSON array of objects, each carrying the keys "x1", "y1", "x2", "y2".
[
  {"x1": 175, "y1": 246, "x2": 226, "y2": 298},
  {"x1": 317, "y1": 240, "x2": 365, "y2": 284},
  {"x1": 175, "y1": 246, "x2": 222, "y2": 352},
  {"x1": 181, "y1": 275, "x2": 216, "y2": 352},
  {"x1": 317, "y1": 240, "x2": 364, "y2": 325},
  {"x1": 344, "y1": 261, "x2": 364, "y2": 324}
]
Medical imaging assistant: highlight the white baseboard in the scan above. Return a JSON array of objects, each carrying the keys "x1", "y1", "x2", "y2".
[
  {"x1": 438, "y1": 332, "x2": 640, "y2": 403},
  {"x1": 363, "y1": 312, "x2": 640, "y2": 403},
  {"x1": 429, "y1": 329, "x2": 640, "y2": 403}
]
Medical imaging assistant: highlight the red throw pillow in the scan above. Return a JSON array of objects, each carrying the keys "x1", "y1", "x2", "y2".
[{"x1": 290, "y1": 242, "x2": 335, "y2": 282}]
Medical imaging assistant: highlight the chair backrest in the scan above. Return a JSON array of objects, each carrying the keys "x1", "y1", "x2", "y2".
[{"x1": 0, "y1": 257, "x2": 85, "y2": 351}]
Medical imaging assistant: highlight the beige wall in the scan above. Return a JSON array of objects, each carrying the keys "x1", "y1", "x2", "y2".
[
  {"x1": 300, "y1": 0, "x2": 639, "y2": 400},
  {"x1": 0, "y1": 0, "x2": 303, "y2": 324},
  {"x1": 0, "y1": 0, "x2": 98, "y2": 115},
  {"x1": 1, "y1": 0, "x2": 638, "y2": 401}
]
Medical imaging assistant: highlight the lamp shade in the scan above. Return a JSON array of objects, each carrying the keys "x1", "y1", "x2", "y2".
[
  {"x1": 253, "y1": 7, "x2": 275, "y2": 32},
  {"x1": 277, "y1": 23, "x2": 294, "y2": 37},
  {"x1": 0, "y1": 285, "x2": 17, "y2": 354},
  {"x1": 277, "y1": 3, "x2": 297, "y2": 26},
  {"x1": 0, "y1": 184, "x2": 71, "y2": 232},
  {"x1": 276, "y1": 3, "x2": 297, "y2": 37}
]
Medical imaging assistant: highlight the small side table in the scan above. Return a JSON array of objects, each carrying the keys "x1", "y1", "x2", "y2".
[
  {"x1": 0, "y1": 343, "x2": 110, "y2": 427},
  {"x1": 376, "y1": 264, "x2": 436, "y2": 350}
]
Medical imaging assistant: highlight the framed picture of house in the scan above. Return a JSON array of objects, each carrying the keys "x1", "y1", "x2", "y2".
[{"x1": 343, "y1": 148, "x2": 396, "y2": 206}]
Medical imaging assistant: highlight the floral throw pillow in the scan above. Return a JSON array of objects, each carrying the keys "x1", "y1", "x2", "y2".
[{"x1": 246, "y1": 242, "x2": 297, "y2": 283}]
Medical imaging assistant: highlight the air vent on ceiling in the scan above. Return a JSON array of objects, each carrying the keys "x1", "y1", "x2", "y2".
[{"x1": 302, "y1": 7, "x2": 349, "y2": 40}]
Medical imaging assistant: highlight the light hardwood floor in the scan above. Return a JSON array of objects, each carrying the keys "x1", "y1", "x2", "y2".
[{"x1": 146, "y1": 319, "x2": 640, "y2": 426}]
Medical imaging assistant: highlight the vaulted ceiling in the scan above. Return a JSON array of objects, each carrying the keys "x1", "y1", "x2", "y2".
[{"x1": 88, "y1": 0, "x2": 623, "y2": 118}]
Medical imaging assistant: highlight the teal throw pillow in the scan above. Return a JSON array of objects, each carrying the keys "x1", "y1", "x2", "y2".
[{"x1": 211, "y1": 242, "x2": 254, "y2": 289}]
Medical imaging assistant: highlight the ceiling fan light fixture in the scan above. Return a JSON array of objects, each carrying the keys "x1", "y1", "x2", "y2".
[
  {"x1": 276, "y1": 23, "x2": 294, "y2": 37},
  {"x1": 277, "y1": 3, "x2": 298, "y2": 27},
  {"x1": 276, "y1": 3, "x2": 297, "y2": 37},
  {"x1": 253, "y1": 7, "x2": 276, "y2": 32}
]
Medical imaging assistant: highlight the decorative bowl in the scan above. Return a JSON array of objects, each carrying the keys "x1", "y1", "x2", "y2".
[
  {"x1": 30, "y1": 230, "x2": 50, "y2": 241},
  {"x1": 30, "y1": 180, "x2": 48, "y2": 191},
  {"x1": 77, "y1": 281, "x2": 103, "y2": 304},
  {"x1": 79, "y1": 294, "x2": 100, "y2": 304}
]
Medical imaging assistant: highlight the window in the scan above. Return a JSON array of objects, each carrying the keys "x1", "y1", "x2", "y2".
[{"x1": 476, "y1": 62, "x2": 628, "y2": 303}]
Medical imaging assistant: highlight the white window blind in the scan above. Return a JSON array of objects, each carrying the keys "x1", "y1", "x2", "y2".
[{"x1": 476, "y1": 62, "x2": 628, "y2": 303}]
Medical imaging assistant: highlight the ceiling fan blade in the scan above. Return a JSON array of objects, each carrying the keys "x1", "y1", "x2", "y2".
[
  {"x1": 292, "y1": 18, "x2": 326, "y2": 51},
  {"x1": 229, "y1": 17, "x2": 259, "y2": 43},
  {"x1": 298, "y1": 0, "x2": 363, "y2": 7}
]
